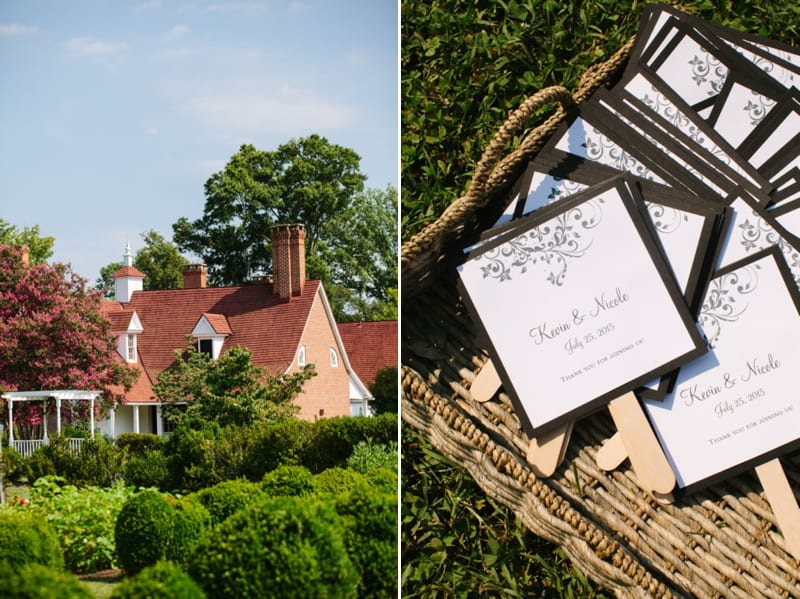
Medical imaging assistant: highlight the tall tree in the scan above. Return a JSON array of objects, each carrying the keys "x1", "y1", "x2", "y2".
[
  {"x1": 95, "y1": 230, "x2": 188, "y2": 298},
  {"x1": 0, "y1": 246, "x2": 138, "y2": 402},
  {"x1": 172, "y1": 135, "x2": 395, "y2": 320},
  {"x1": 0, "y1": 219, "x2": 54, "y2": 264}
]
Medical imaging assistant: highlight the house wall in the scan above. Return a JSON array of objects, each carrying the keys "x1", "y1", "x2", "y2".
[{"x1": 290, "y1": 290, "x2": 351, "y2": 420}]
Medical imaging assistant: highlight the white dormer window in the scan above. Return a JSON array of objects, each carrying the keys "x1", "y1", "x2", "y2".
[
  {"x1": 191, "y1": 313, "x2": 231, "y2": 361},
  {"x1": 126, "y1": 334, "x2": 137, "y2": 362},
  {"x1": 298, "y1": 346, "x2": 306, "y2": 367},
  {"x1": 329, "y1": 347, "x2": 338, "y2": 368}
]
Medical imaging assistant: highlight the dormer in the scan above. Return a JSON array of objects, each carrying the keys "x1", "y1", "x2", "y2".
[
  {"x1": 191, "y1": 313, "x2": 232, "y2": 360},
  {"x1": 114, "y1": 311, "x2": 143, "y2": 363},
  {"x1": 111, "y1": 243, "x2": 145, "y2": 303}
]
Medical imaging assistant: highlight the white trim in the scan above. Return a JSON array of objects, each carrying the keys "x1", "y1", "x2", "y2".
[{"x1": 297, "y1": 345, "x2": 307, "y2": 366}]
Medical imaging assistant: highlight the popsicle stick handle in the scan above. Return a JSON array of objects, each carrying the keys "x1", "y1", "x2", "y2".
[
  {"x1": 471, "y1": 359, "x2": 502, "y2": 402},
  {"x1": 596, "y1": 432, "x2": 627, "y2": 471},
  {"x1": 608, "y1": 391, "x2": 676, "y2": 495},
  {"x1": 755, "y1": 458, "x2": 800, "y2": 559},
  {"x1": 526, "y1": 421, "x2": 574, "y2": 478}
]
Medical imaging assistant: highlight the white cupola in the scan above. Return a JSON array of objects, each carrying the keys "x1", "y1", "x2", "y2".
[{"x1": 110, "y1": 243, "x2": 145, "y2": 303}]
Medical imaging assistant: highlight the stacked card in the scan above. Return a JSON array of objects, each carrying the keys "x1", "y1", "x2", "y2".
[{"x1": 458, "y1": 4, "x2": 800, "y2": 493}]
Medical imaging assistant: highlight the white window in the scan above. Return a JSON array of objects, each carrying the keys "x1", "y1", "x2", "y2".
[
  {"x1": 329, "y1": 347, "x2": 339, "y2": 368},
  {"x1": 126, "y1": 334, "x2": 137, "y2": 362},
  {"x1": 298, "y1": 346, "x2": 306, "y2": 366}
]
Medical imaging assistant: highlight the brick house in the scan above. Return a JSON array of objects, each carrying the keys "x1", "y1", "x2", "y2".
[{"x1": 98, "y1": 224, "x2": 374, "y2": 437}]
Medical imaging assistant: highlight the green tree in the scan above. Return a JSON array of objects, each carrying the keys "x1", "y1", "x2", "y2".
[
  {"x1": 153, "y1": 341, "x2": 314, "y2": 428},
  {"x1": 172, "y1": 135, "x2": 396, "y2": 320},
  {"x1": 0, "y1": 219, "x2": 54, "y2": 264},
  {"x1": 95, "y1": 230, "x2": 188, "y2": 298},
  {"x1": 369, "y1": 367, "x2": 398, "y2": 415}
]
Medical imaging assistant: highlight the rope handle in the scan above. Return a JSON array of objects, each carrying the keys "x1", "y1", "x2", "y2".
[{"x1": 464, "y1": 85, "x2": 574, "y2": 205}]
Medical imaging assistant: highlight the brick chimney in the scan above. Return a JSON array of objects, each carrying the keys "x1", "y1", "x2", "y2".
[
  {"x1": 183, "y1": 264, "x2": 207, "y2": 289},
  {"x1": 271, "y1": 224, "x2": 306, "y2": 301}
]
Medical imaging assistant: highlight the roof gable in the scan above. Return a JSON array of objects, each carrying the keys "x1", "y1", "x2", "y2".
[{"x1": 192, "y1": 313, "x2": 232, "y2": 336}]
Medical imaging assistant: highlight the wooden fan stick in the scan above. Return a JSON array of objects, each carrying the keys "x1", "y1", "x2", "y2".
[
  {"x1": 471, "y1": 359, "x2": 572, "y2": 476},
  {"x1": 755, "y1": 459, "x2": 800, "y2": 559},
  {"x1": 472, "y1": 361, "x2": 675, "y2": 494}
]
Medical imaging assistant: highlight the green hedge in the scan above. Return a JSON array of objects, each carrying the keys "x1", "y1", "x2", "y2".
[
  {"x1": 110, "y1": 560, "x2": 206, "y2": 599},
  {"x1": 0, "y1": 511, "x2": 64, "y2": 571}
]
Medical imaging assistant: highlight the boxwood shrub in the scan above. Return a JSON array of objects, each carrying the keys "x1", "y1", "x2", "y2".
[
  {"x1": 188, "y1": 495, "x2": 358, "y2": 598},
  {"x1": 190, "y1": 479, "x2": 266, "y2": 526},
  {"x1": 313, "y1": 467, "x2": 370, "y2": 496},
  {"x1": 110, "y1": 560, "x2": 206, "y2": 599},
  {"x1": 0, "y1": 563, "x2": 93, "y2": 599},
  {"x1": 0, "y1": 511, "x2": 64, "y2": 571},
  {"x1": 261, "y1": 464, "x2": 316, "y2": 497}
]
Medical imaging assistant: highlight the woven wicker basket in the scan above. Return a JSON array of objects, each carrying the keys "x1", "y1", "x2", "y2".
[{"x1": 401, "y1": 37, "x2": 800, "y2": 598}]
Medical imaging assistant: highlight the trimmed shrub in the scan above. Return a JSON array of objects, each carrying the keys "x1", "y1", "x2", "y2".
[
  {"x1": 235, "y1": 418, "x2": 314, "y2": 480},
  {"x1": 1, "y1": 443, "x2": 27, "y2": 484},
  {"x1": 0, "y1": 563, "x2": 93, "y2": 599},
  {"x1": 366, "y1": 467, "x2": 398, "y2": 494},
  {"x1": 166, "y1": 496, "x2": 211, "y2": 567},
  {"x1": 191, "y1": 479, "x2": 267, "y2": 526},
  {"x1": 116, "y1": 432, "x2": 162, "y2": 456},
  {"x1": 314, "y1": 467, "x2": 370, "y2": 496},
  {"x1": 110, "y1": 560, "x2": 206, "y2": 599},
  {"x1": 115, "y1": 490, "x2": 176, "y2": 575},
  {"x1": 335, "y1": 486, "x2": 398, "y2": 599},
  {"x1": 261, "y1": 464, "x2": 316, "y2": 497},
  {"x1": 123, "y1": 448, "x2": 170, "y2": 490},
  {"x1": 0, "y1": 511, "x2": 64, "y2": 571},
  {"x1": 303, "y1": 414, "x2": 398, "y2": 473},
  {"x1": 188, "y1": 495, "x2": 358, "y2": 599}
]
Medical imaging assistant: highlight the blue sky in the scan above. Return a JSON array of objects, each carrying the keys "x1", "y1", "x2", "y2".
[{"x1": 0, "y1": 1, "x2": 398, "y2": 283}]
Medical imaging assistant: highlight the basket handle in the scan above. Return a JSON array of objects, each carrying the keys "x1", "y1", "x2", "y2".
[{"x1": 463, "y1": 85, "x2": 574, "y2": 206}]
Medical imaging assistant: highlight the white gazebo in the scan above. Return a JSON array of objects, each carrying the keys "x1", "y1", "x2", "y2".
[{"x1": 2, "y1": 390, "x2": 102, "y2": 458}]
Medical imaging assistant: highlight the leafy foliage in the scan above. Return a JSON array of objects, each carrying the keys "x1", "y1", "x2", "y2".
[
  {"x1": 155, "y1": 342, "x2": 309, "y2": 428},
  {"x1": 0, "y1": 219, "x2": 54, "y2": 264},
  {"x1": 188, "y1": 495, "x2": 358, "y2": 599},
  {"x1": 0, "y1": 246, "x2": 137, "y2": 416},
  {"x1": 123, "y1": 449, "x2": 170, "y2": 490},
  {"x1": 346, "y1": 439, "x2": 398, "y2": 474},
  {"x1": 25, "y1": 435, "x2": 124, "y2": 488},
  {"x1": 369, "y1": 366, "x2": 399, "y2": 415},
  {"x1": 14, "y1": 476, "x2": 134, "y2": 573},
  {"x1": 402, "y1": 426, "x2": 608, "y2": 597},
  {"x1": 303, "y1": 413, "x2": 399, "y2": 473}
]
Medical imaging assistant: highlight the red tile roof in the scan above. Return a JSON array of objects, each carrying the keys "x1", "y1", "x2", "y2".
[
  {"x1": 200, "y1": 313, "x2": 233, "y2": 335},
  {"x1": 103, "y1": 304, "x2": 137, "y2": 334},
  {"x1": 101, "y1": 280, "x2": 320, "y2": 402},
  {"x1": 111, "y1": 265, "x2": 146, "y2": 279},
  {"x1": 337, "y1": 321, "x2": 397, "y2": 388}
]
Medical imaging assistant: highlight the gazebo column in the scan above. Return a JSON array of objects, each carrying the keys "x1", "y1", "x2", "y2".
[
  {"x1": 42, "y1": 399, "x2": 48, "y2": 440},
  {"x1": 7, "y1": 399, "x2": 13, "y2": 445},
  {"x1": 56, "y1": 396, "x2": 62, "y2": 437},
  {"x1": 90, "y1": 396, "x2": 95, "y2": 439}
]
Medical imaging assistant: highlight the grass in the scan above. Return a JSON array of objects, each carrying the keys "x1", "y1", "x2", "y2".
[{"x1": 401, "y1": 0, "x2": 800, "y2": 594}]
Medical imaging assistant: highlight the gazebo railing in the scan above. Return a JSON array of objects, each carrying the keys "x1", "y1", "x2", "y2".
[{"x1": 11, "y1": 438, "x2": 86, "y2": 459}]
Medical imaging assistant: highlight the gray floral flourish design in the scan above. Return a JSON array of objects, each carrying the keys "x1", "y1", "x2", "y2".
[
  {"x1": 646, "y1": 202, "x2": 688, "y2": 235},
  {"x1": 743, "y1": 92, "x2": 776, "y2": 127},
  {"x1": 737, "y1": 207, "x2": 800, "y2": 287},
  {"x1": 689, "y1": 52, "x2": 728, "y2": 96},
  {"x1": 477, "y1": 198, "x2": 604, "y2": 285},
  {"x1": 699, "y1": 264, "x2": 760, "y2": 348}
]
